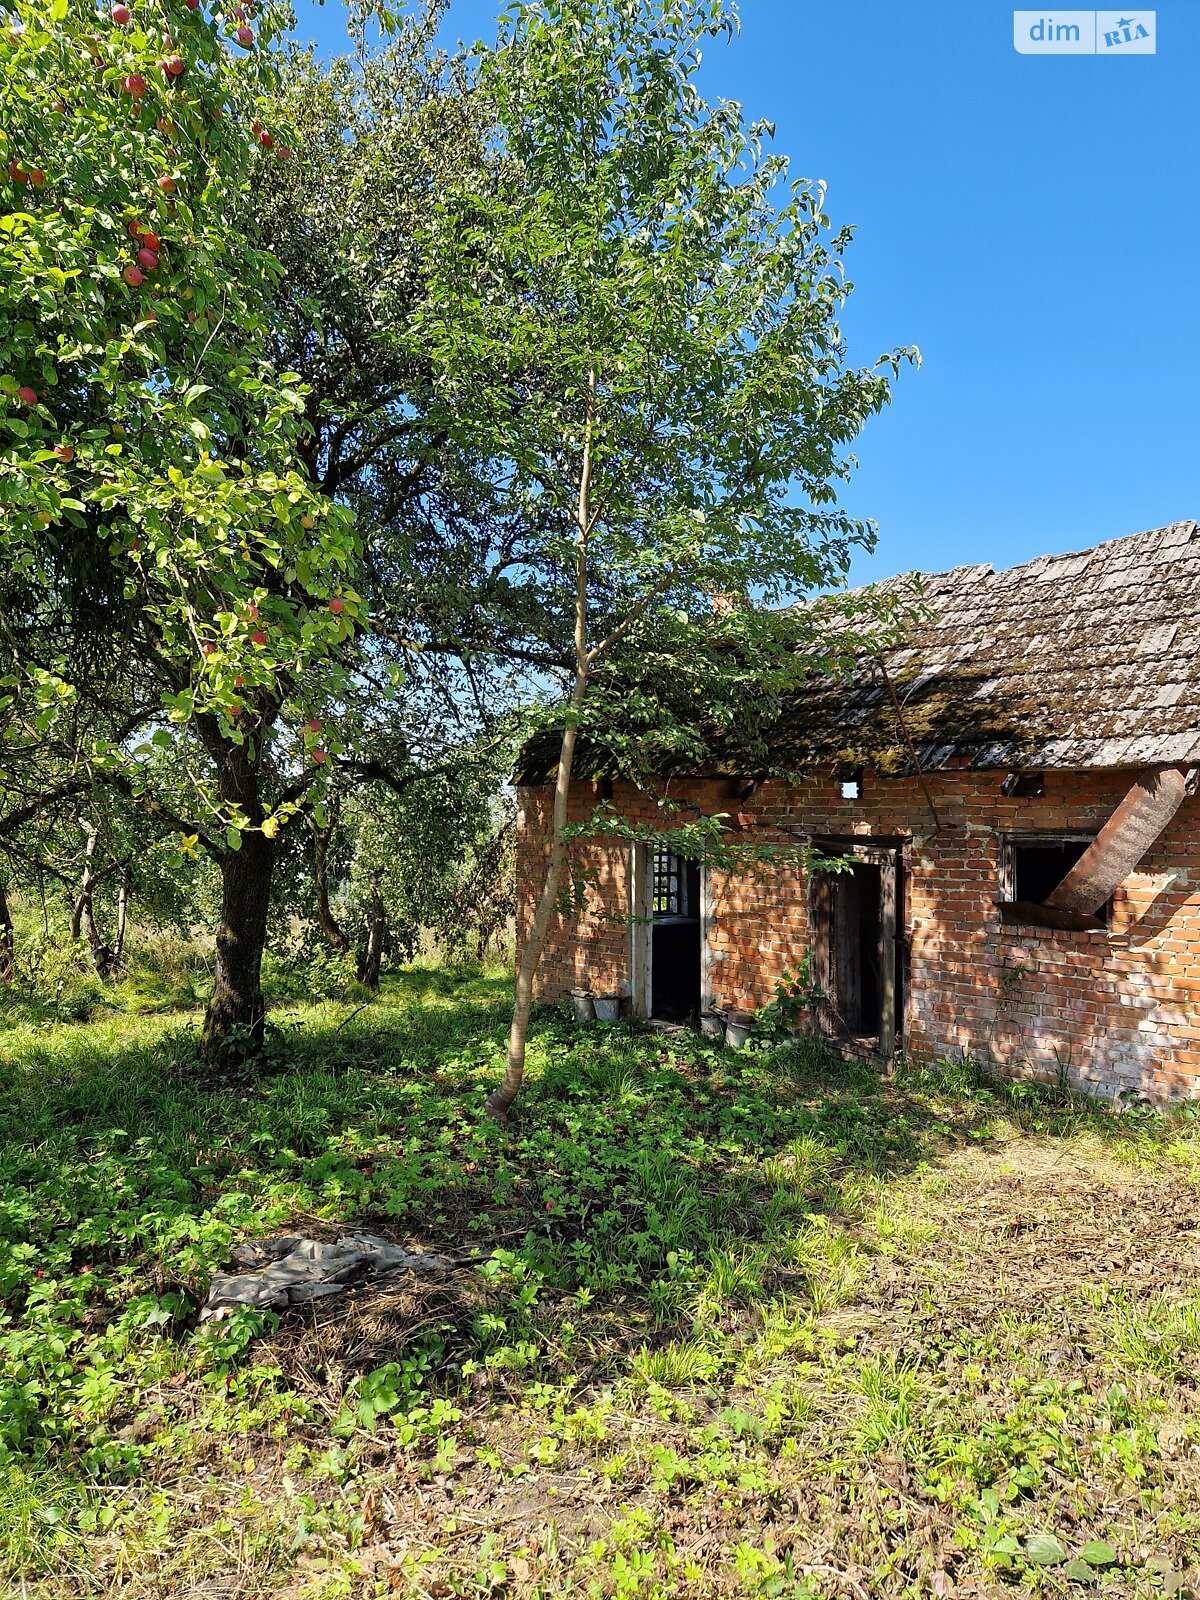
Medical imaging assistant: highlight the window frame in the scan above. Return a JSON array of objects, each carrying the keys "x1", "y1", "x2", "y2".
[
  {"x1": 998, "y1": 831, "x2": 1112, "y2": 927},
  {"x1": 652, "y1": 844, "x2": 689, "y2": 918}
]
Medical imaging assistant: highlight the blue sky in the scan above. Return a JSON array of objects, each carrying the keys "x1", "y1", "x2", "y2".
[{"x1": 289, "y1": 1, "x2": 1197, "y2": 583}]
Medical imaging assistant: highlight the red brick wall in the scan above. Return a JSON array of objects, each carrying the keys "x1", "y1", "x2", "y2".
[{"x1": 515, "y1": 769, "x2": 1200, "y2": 1101}]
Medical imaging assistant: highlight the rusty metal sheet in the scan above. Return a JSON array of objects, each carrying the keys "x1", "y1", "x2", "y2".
[{"x1": 1044, "y1": 766, "x2": 1192, "y2": 916}]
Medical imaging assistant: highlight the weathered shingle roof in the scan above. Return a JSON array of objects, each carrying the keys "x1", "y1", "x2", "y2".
[{"x1": 783, "y1": 519, "x2": 1200, "y2": 774}]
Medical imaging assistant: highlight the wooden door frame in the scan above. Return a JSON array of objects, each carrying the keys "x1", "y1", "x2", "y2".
[
  {"x1": 810, "y1": 837, "x2": 904, "y2": 1060},
  {"x1": 630, "y1": 842, "x2": 652, "y2": 1019},
  {"x1": 630, "y1": 842, "x2": 710, "y2": 1020}
]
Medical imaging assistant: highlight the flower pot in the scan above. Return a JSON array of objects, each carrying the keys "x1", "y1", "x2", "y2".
[
  {"x1": 593, "y1": 995, "x2": 622, "y2": 1023},
  {"x1": 700, "y1": 1010, "x2": 725, "y2": 1041},
  {"x1": 724, "y1": 1009, "x2": 754, "y2": 1050},
  {"x1": 571, "y1": 990, "x2": 596, "y2": 1023}
]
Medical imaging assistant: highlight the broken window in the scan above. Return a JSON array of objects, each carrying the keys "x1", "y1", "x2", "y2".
[{"x1": 1000, "y1": 835, "x2": 1111, "y2": 926}]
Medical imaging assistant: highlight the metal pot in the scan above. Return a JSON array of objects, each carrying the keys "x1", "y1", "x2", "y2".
[
  {"x1": 593, "y1": 995, "x2": 622, "y2": 1023},
  {"x1": 724, "y1": 1009, "x2": 754, "y2": 1050},
  {"x1": 700, "y1": 1011, "x2": 726, "y2": 1041},
  {"x1": 571, "y1": 990, "x2": 596, "y2": 1023}
]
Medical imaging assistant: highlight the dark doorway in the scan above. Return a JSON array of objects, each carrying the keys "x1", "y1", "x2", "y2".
[
  {"x1": 812, "y1": 843, "x2": 902, "y2": 1056},
  {"x1": 828, "y1": 862, "x2": 882, "y2": 1036},
  {"x1": 651, "y1": 846, "x2": 701, "y2": 1020}
]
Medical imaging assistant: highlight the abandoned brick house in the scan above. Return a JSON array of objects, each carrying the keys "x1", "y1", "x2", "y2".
[{"x1": 515, "y1": 519, "x2": 1200, "y2": 1100}]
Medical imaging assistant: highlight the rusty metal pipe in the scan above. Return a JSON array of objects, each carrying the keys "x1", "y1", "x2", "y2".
[{"x1": 1044, "y1": 766, "x2": 1196, "y2": 916}]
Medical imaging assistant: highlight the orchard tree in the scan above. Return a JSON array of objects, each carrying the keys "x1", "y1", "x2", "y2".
[
  {"x1": 250, "y1": 15, "x2": 533, "y2": 744},
  {"x1": 0, "y1": 0, "x2": 366, "y2": 1047},
  {"x1": 415, "y1": 0, "x2": 915, "y2": 1119}
]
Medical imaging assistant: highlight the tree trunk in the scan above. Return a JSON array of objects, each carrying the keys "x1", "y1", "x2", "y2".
[
  {"x1": 357, "y1": 874, "x2": 387, "y2": 989},
  {"x1": 76, "y1": 817, "x2": 110, "y2": 976},
  {"x1": 113, "y1": 871, "x2": 128, "y2": 966},
  {"x1": 487, "y1": 370, "x2": 598, "y2": 1123},
  {"x1": 202, "y1": 831, "x2": 276, "y2": 1052},
  {"x1": 0, "y1": 878, "x2": 14, "y2": 984},
  {"x1": 486, "y1": 696, "x2": 585, "y2": 1121},
  {"x1": 200, "y1": 733, "x2": 276, "y2": 1055},
  {"x1": 310, "y1": 793, "x2": 349, "y2": 952}
]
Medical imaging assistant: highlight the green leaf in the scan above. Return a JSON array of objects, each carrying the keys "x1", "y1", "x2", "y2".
[
  {"x1": 1063, "y1": 1560, "x2": 1097, "y2": 1584},
  {"x1": 1077, "y1": 1542, "x2": 1117, "y2": 1567},
  {"x1": 225, "y1": 828, "x2": 243, "y2": 852},
  {"x1": 1025, "y1": 1535, "x2": 1068, "y2": 1566}
]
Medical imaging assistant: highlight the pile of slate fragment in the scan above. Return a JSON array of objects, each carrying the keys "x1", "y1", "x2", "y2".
[{"x1": 201, "y1": 1233, "x2": 453, "y2": 1319}]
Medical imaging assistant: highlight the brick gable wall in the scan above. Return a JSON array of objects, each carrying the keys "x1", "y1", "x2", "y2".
[{"x1": 515, "y1": 770, "x2": 1200, "y2": 1101}]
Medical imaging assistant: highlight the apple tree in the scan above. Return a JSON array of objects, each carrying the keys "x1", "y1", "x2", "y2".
[{"x1": 0, "y1": 0, "x2": 364, "y2": 1047}]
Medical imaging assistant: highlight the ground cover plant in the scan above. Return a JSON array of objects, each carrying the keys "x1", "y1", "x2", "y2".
[{"x1": 1, "y1": 966, "x2": 1198, "y2": 1598}]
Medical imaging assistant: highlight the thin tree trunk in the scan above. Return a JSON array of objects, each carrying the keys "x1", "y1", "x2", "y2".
[
  {"x1": 486, "y1": 675, "x2": 587, "y2": 1121},
  {"x1": 113, "y1": 871, "x2": 128, "y2": 966},
  {"x1": 76, "y1": 817, "x2": 109, "y2": 973},
  {"x1": 310, "y1": 793, "x2": 349, "y2": 952},
  {"x1": 487, "y1": 370, "x2": 597, "y2": 1123},
  {"x1": 200, "y1": 737, "x2": 276, "y2": 1055},
  {"x1": 357, "y1": 873, "x2": 387, "y2": 988},
  {"x1": 0, "y1": 878, "x2": 14, "y2": 984}
]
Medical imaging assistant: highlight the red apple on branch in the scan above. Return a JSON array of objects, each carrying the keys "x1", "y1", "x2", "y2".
[
  {"x1": 111, "y1": 4, "x2": 130, "y2": 23},
  {"x1": 121, "y1": 72, "x2": 145, "y2": 97},
  {"x1": 17, "y1": 386, "x2": 37, "y2": 406},
  {"x1": 53, "y1": 444, "x2": 75, "y2": 463},
  {"x1": 123, "y1": 264, "x2": 145, "y2": 286},
  {"x1": 250, "y1": 629, "x2": 267, "y2": 647},
  {"x1": 328, "y1": 596, "x2": 345, "y2": 615},
  {"x1": 136, "y1": 247, "x2": 158, "y2": 270},
  {"x1": 235, "y1": 23, "x2": 254, "y2": 47}
]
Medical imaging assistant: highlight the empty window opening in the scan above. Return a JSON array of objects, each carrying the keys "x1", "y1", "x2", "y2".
[
  {"x1": 1003, "y1": 836, "x2": 1111, "y2": 926},
  {"x1": 650, "y1": 847, "x2": 701, "y2": 1020}
]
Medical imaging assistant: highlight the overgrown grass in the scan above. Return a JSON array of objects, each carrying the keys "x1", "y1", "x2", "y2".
[{"x1": 1, "y1": 965, "x2": 1198, "y2": 1597}]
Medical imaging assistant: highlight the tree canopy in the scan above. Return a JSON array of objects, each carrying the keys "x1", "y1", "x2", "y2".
[{"x1": 409, "y1": 0, "x2": 913, "y2": 1114}]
